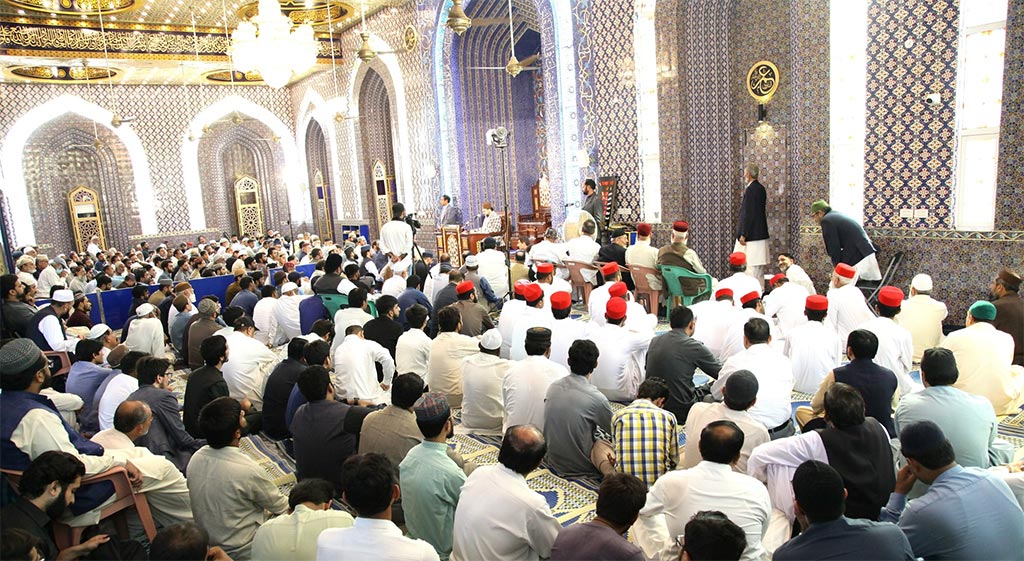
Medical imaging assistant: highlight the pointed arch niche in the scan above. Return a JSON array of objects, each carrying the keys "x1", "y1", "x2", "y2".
[
  {"x1": 305, "y1": 119, "x2": 337, "y2": 241},
  {"x1": 1, "y1": 95, "x2": 155, "y2": 247}
]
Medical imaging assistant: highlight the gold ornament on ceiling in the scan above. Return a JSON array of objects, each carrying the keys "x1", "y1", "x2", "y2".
[
  {"x1": 746, "y1": 60, "x2": 780, "y2": 104},
  {"x1": 445, "y1": 0, "x2": 471, "y2": 35},
  {"x1": 204, "y1": 69, "x2": 265, "y2": 83},
  {"x1": 2, "y1": 0, "x2": 136, "y2": 16},
  {"x1": 8, "y1": 64, "x2": 117, "y2": 81},
  {"x1": 236, "y1": 0, "x2": 353, "y2": 28}
]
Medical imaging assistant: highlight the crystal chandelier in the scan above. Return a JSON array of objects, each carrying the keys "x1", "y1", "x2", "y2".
[{"x1": 229, "y1": 0, "x2": 318, "y2": 89}]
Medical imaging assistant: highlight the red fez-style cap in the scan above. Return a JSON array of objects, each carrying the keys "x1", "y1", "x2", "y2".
[
  {"x1": 550, "y1": 291, "x2": 572, "y2": 310},
  {"x1": 834, "y1": 263, "x2": 856, "y2": 279},
  {"x1": 608, "y1": 281, "x2": 628, "y2": 298},
  {"x1": 523, "y1": 283, "x2": 543, "y2": 303},
  {"x1": 770, "y1": 273, "x2": 786, "y2": 286},
  {"x1": 715, "y1": 288, "x2": 734, "y2": 299},
  {"x1": 805, "y1": 295, "x2": 828, "y2": 311},
  {"x1": 729, "y1": 252, "x2": 746, "y2": 266},
  {"x1": 740, "y1": 291, "x2": 760, "y2": 305},
  {"x1": 456, "y1": 280, "x2": 475, "y2": 295},
  {"x1": 877, "y1": 286, "x2": 904, "y2": 308},
  {"x1": 636, "y1": 222, "x2": 652, "y2": 236},
  {"x1": 601, "y1": 262, "x2": 619, "y2": 276},
  {"x1": 605, "y1": 297, "x2": 627, "y2": 320},
  {"x1": 513, "y1": 280, "x2": 529, "y2": 295},
  {"x1": 673, "y1": 221, "x2": 689, "y2": 232},
  {"x1": 536, "y1": 262, "x2": 554, "y2": 274}
]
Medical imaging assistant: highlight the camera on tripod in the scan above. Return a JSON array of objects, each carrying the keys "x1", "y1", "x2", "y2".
[{"x1": 405, "y1": 213, "x2": 422, "y2": 231}]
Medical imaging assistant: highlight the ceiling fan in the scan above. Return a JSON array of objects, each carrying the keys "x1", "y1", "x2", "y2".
[
  {"x1": 466, "y1": 0, "x2": 539, "y2": 77},
  {"x1": 470, "y1": 52, "x2": 540, "y2": 76}
]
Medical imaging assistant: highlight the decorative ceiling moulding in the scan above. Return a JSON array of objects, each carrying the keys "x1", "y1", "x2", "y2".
[
  {"x1": 236, "y1": 0, "x2": 353, "y2": 28},
  {"x1": 7, "y1": 62, "x2": 117, "y2": 81},
  {"x1": 204, "y1": 69, "x2": 265, "y2": 84},
  {"x1": 3, "y1": 0, "x2": 137, "y2": 17},
  {"x1": 0, "y1": 18, "x2": 343, "y2": 61}
]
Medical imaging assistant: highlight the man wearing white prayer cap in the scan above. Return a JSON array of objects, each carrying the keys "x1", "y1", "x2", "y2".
[
  {"x1": 272, "y1": 282, "x2": 305, "y2": 345},
  {"x1": 125, "y1": 303, "x2": 166, "y2": 358},
  {"x1": 25, "y1": 289, "x2": 79, "y2": 352},
  {"x1": 895, "y1": 273, "x2": 948, "y2": 362},
  {"x1": 89, "y1": 323, "x2": 128, "y2": 366},
  {"x1": 459, "y1": 328, "x2": 510, "y2": 435}
]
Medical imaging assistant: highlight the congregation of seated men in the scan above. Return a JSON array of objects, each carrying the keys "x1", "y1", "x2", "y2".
[{"x1": 3, "y1": 217, "x2": 1024, "y2": 561}]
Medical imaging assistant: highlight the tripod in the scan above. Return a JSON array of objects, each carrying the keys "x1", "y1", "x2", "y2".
[{"x1": 489, "y1": 126, "x2": 513, "y2": 300}]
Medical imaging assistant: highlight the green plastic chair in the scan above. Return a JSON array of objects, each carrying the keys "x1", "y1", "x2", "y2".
[
  {"x1": 658, "y1": 265, "x2": 713, "y2": 321},
  {"x1": 320, "y1": 294, "x2": 349, "y2": 317},
  {"x1": 367, "y1": 300, "x2": 379, "y2": 318}
]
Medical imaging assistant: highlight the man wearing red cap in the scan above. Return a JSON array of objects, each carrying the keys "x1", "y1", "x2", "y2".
[
  {"x1": 689, "y1": 288, "x2": 742, "y2": 358},
  {"x1": 587, "y1": 297, "x2": 654, "y2": 401},
  {"x1": 587, "y1": 262, "x2": 623, "y2": 324},
  {"x1": 547, "y1": 291, "x2": 586, "y2": 370},
  {"x1": 454, "y1": 280, "x2": 494, "y2": 337},
  {"x1": 717, "y1": 252, "x2": 762, "y2": 305},
  {"x1": 826, "y1": 263, "x2": 874, "y2": 347},
  {"x1": 736, "y1": 164, "x2": 770, "y2": 281},
  {"x1": 509, "y1": 283, "x2": 553, "y2": 361},
  {"x1": 626, "y1": 222, "x2": 660, "y2": 289},
  {"x1": 536, "y1": 262, "x2": 572, "y2": 308},
  {"x1": 762, "y1": 274, "x2": 811, "y2": 338},
  {"x1": 497, "y1": 280, "x2": 529, "y2": 359},
  {"x1": 527, "y1": 228, "x2": 569, "y2": 281},
  {"x1": 657, "y1": 221, "x2": 711, "y2": 296},
  {"x1": 857, "y1": 286, "x2": 916, "y2": 395},
  {"x1": 784, "y1": 295, "x2": 842, "y2": 393}
]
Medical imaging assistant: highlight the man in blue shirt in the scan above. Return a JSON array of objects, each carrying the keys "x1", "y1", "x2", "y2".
[
  {"x1": 880, "y1": 421, "x2": 1024, "y2": 560},
  {"x1": 775, "y1": 460, "x2": 913, "y2": 560}
]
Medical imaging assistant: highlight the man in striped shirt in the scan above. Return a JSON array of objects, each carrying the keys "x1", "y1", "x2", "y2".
[{"x1": 611, "y1": 377, "x2": 679, "y2": 486}]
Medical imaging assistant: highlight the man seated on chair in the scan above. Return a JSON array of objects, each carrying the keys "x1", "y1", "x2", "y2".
[
  {"x1": 567, "y1": 220, "x2": 601, "y2": 285},
  {"x1": 473, "y1": 202, "x2": 503, "y2": 234},
  {"x1": 657, "y1": 221, "x2": 712, "y2": 298},
  {"x1": 626, "y1": 222, "x2": 661, "y2": 290},
  {"x1": 598, "y1": 228, "x2": 633, "y2": 291},
  {"x1": 0, "y1": 339, "x2": 195, "y2": 530},
  {"x1": 0, "y1": 451, "x2": 147, "y2": 561}
]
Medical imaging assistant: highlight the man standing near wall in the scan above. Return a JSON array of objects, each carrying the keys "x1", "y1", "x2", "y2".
[
  {"x1": 736, "y1": 164, "x2": 770, "y2": 282},
  {"x1": 581, "y1": 179, "x2": 604, "y2": 238},
  {"x1": 810, "y1": 200, "x2": 881, "y2": 282}
]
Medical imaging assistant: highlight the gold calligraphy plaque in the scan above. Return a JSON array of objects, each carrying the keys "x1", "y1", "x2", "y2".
[{"x1": 746, "y1": 60, "x2": 780, "y2": 104}]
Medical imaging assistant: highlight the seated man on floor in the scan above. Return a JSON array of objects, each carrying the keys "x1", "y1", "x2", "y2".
[
  {"x1": 127, "y1": 356, "x2": 204, "y2": 472},
  {"x1": 460, "y1": 329, "x2": 509, "y2": 435},
  {"x1": 317, "y1": 453, "x2": 439, "y2": 561},
  {"x1": 773, "y1": 461, "x2": 913, "y2": 561},
  {"x1": 613, "y1": 377, "x2": 679, "y2": 486},
  {"x1": 748, "y1": 383, "x2": 895, "y2": 523},
  {"x1": 940, "y1": 300, "x2": 1024, "y2": 415},
  {"x1": 544, "y1": 339, "x2": 615, "y2": 478},
  {"x1": 292, "y1": 366, "x2": 359, "y2": 493},
  {"x1": 633, "y1": 420, "x2": 771, "y2": 561},
  {"x1": 252, "y1": 478, "x2": 354, "y2": 561},
  {"x1": 188, "y1": 397, "x2": 288, "y2": 560},
  {"x1": 683, "y1": 371, "x2": 769, "y2": 474},
  {"x1": 550, "y1": 473, "x2": 647, "y2": 561}
]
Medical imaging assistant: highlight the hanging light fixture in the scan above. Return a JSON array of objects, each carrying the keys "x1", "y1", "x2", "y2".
[
  {"x1": 229, "y1": 0, "x2": 318, "y2": 89},
  {"x1": 355, "y1": 0, "x2": 376, "y2": 63},
  {"x1": 503, "y1": 0, "x2": 520, "y2": 77},
  {"x1": 446, "y1": 0, "x2": 472, "y2": 35}
]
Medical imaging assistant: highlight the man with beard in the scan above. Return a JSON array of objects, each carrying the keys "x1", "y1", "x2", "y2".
[{"x1": 0, "y1": 451, "x2": 146, "y2": 560}]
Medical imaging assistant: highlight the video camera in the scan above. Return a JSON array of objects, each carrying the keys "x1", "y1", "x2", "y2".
[{"x1": 405, "y1": 213, "x2": 422, "y2": 231}]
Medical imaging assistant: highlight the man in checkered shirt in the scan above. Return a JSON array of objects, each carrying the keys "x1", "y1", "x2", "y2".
[{"x1": 611, "y1": 377, "x2": 679, "y2": 486}]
